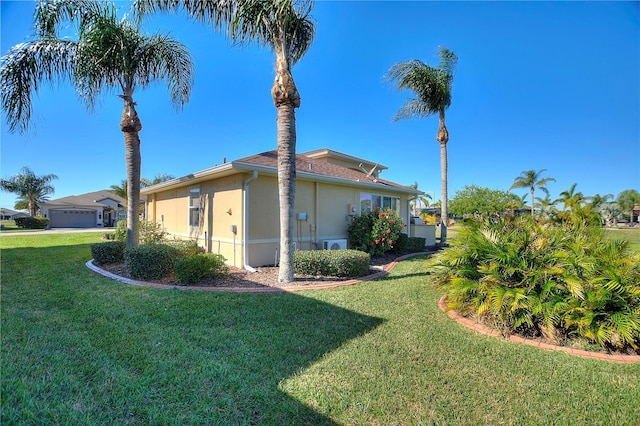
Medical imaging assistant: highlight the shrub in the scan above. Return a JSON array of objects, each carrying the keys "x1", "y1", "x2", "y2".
[
  {"x1": 116, "y1": 219, "x2": 167, "y2": 244},
  {"x1": 294, "y1": 249, "x2": 370, "y2": 278},
  {"x1": 164, "y1": 239, "x2": 201, "y2": 257},
  {"x1": 347, "y1": 209, "x2": 406, "y2": 256},
  {"x1": 436, "y1": 215, "x2": 640, "y2": 351},
  {"x1": 406, "y1": 237, "x2": 426, "y2": 252},
  {"x1": 90, "y1": 241, "x2": 125, "y2": 265},
  {"x1": 174, "y1": 254, "x2": 228, "y2": 285},
  {"x1": 14, "y1": 216, "x2": 49, "y2": 229},
  {"x1": 124, "y1": 243, "x2": 179, "y2": 281},
  {"x1": 103, "y1": 232, "x2": 116, "y2": 240}
]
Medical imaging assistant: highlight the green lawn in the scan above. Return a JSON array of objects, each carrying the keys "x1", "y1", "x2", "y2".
[
  {"x1": 2, "y1": 233, "x2": 639, "y2": 424},
  {"x1": 605, "y1": 226, "x2": 640, "y2": 253}
]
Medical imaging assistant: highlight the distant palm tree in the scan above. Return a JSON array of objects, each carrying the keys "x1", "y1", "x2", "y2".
[
  {"x1": 386, "y1": 47, "x2": 457, "y2": 244},
  {"x1": 1, "y1": 0, "x2": 193, "y2": 248},
  {"x1": 1, "y1": 167, "x2": 58, "y2": 216},
  {"x1": 408, "y1": 182, "x2": 432, "y2": 215},
  {"x1": 110, "y1": 180, "x2": 128, "y2": 200},
  {"x1": 509, "y1": 169, "x2": 556, "y2": 215},
  {"x1": 589, "y1": 193, "x2": 613, "y2": 210},
  {"x1": 555, "y1": 183, "x2": 587, "y2": 211},
  {"x1": 134, "y1": 0, "x2": 315, "y2": 283}
]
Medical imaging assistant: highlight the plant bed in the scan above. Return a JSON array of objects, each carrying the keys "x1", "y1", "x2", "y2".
[{"x1": 95, "y1": 253, "x2": 398, "y2": 288}]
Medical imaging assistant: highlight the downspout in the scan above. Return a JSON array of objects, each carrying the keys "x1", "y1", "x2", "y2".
[
  {"x1": 243, "y1": 171, "x2": 258, "y2": 272},
  {"x1": 406, "y1": 198, "x2": 411, "y2": 237}
]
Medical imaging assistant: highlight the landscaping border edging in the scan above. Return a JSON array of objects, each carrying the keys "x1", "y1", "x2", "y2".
[
  {"x1": 85, "y1": 252, "x2": 427, "y2": 293},
  {"x1": 438, "y1": 296, "x2": 640, "y2": 364}
]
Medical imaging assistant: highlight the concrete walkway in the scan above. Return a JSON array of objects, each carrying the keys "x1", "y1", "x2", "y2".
[{"x1": 0, "y1": 227, "x2": 111, "y2": 237}]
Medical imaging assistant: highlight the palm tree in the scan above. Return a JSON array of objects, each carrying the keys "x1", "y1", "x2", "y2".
[
  {"x1": 555, "y1": 183, "x2": 587, "y2": 211},
  {"x1": 0, "y1": 0, "x2": 194, "y2": 248},
  {"x1": 134, "y1": 0, "x2": 315, "y2": 283},
  {"x1": 408, "y1": 182, "x2": 432, "y2": 216},
  {"x1": 109, "y1": 180, "x2": 128, "y2": 200},
  {"x1": 509, "y1": 169, "x2": 556, "y2": 215},
  {"x1": 386, "y1": 47, "x2": 457, "y2": 244},
  {"x1": 0, "y1": 167, "x2": 58, "y2": 216},
  {"x1": 589, "y1": 193, "x2": 613, "y2": 210}
]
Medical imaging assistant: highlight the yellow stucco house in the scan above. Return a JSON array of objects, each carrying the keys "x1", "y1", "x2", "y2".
[{"x1": 141, "y1": 148, "x2": 423, "y2": 269}]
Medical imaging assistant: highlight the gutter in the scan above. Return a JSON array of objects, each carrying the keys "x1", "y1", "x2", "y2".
[{"x1": 242, "y1": 171, "x2": 258, "y2": 272}]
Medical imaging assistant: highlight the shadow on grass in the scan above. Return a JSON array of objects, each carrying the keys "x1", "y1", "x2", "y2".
[{"x1": 1, "y1": 238, "x2": 385, "y2": 424}]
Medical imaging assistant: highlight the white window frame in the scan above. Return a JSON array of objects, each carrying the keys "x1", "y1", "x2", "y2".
[
  {"x1": 188, "y1": 186, "x2": 201, "y2": 230},
  {"x1": 360, "y1": 193, "x2": 400, "y2": 213}
]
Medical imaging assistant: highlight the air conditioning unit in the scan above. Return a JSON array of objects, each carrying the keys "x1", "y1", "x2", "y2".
[{"x1": 323, "y1": 239, "x2": 347, "y2": 250}]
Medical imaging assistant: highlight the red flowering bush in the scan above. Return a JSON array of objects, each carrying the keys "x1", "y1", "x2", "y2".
[{"x1": 347, "y1": 208, "x2": 405, "y2": 256}]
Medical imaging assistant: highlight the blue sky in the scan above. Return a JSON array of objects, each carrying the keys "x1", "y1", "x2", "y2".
[{"x1": 1, "y1": 0, "x2": 639, "y2": 209}]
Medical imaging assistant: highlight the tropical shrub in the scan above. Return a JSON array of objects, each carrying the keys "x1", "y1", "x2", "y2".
[
  {"x1": 14, "y1": 216, "x2": 49, "y2": 229},
  {"x1": 348, "y1": 209, "x2": 405, "y2": 256},
  {"x1": 294, "y1": 249, "x2": 370, "y2": 278},
  {"x1": 124, "y1": 243, "x2": 179, "y2": 281},
  {"x1": 116, "y1": 219, "x2": 167, "y2": 244},
  {"x1": 90, "y1": 241, "x2": 125, "y2": 265},
  {"x1": 174, "y1": 254, "x2": 228, "y2": 285},
  {"x1": 436, "y1": 214, "x2": 640, "y2": 352}
]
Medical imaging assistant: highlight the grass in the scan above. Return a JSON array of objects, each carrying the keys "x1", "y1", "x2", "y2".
[
  {"x1": 2, "y1": 233, "x2": 639, "y2": 424},
  {"x1": 605, "y1": 226, "x2": 640, "y2": 252}
]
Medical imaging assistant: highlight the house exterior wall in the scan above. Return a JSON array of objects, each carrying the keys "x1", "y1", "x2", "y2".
[{"x1": 145, "y1": 171, "x2": 410, "y2": 269}]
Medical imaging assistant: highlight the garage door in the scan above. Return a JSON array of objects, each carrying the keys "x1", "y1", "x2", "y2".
[{"x1": 50, "y1": 210, "x2": 96, "y2": 228}]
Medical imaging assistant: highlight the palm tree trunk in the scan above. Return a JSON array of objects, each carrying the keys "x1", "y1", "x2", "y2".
[
  {"x1": 437, "y1": 109, "x2": 449, "y2": 245},
  {"x1": 276, "y1": 103, "x2": 297, "y2": 283},
  {"x1": 530, "y1": 189, "x2": 535, "y2": 216},
  {"x1": 119, "y1": 89, "x2": 142, "y2": 249},
  {"x1": 272, "y1": 46, "x2": 300, "y2": 284}
]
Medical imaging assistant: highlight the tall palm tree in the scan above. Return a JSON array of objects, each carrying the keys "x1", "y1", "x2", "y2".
[
  {"x1": 1, "y1": 0, "x2": 194, "y2": 248},
  {"x1": 134, "y1": 0, "x2": 315, "y2": 283},
  {"x1": 386, "y1": 47, "x2": 457, "y2": 244},
  {"x1": 0, "y1": 167, "x2": 58, "y2": 216},
  {"x1": 509, "y1": 169, "x2": 556, "y2": 215}
]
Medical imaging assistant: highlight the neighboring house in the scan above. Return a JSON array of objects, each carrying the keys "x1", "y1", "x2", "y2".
[
  {"x1": 0, "y1": 208, "x2": 30, "y2": 220},
  {"x1": 142, "y1": 148, "x2": 423, "y2": 269},
  {"x1": 40, "y1": 190, "x2": 126, "y2": 228}
]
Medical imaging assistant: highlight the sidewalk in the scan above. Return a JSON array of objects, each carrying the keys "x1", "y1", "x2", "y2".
[{"x1": 0, "y1": 227, "x2": 112, "y2": 237}]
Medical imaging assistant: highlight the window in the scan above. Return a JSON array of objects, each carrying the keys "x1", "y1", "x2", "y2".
[
  {"x1": 189, "y1": 187, "x2": 200, "y2": 228},
  {"x1": 360, "y1": 193, "x2": 400, "y2": 213}
]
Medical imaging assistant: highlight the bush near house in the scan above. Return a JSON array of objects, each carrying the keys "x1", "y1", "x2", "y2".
[
  {"x1": 14, "y1": 216, "x2": 49, "y2": 229},
  {"x1": 115, "y1": 219, "x2": 167, "y2": 244},
  {"x1": 174, "y1": 254, "x2": 228, "y2": 285},
  {"x1": 294, "y1": 249, "x2": 371, "y2": 278},
  {"x1": 124, "y1": 243, "x2": 180, "y2": 281},
  {"x1": 348, "y1": 209, "x2": 406, "y2": 256},
  {"x1": 90, "y1": 241, "x2": 126, "y2": 265},
  {"x1": 436, "y1": 214, "x2": 640, "y2": 352}
]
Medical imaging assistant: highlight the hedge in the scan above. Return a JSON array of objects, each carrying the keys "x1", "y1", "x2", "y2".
[
  {"x1": 124, "y1": 243, "x2": 180, "y2": 281},
  {"x1": 14, "y1": 216, "x2": 49, "y2": 229},
  {"x1": 90, "y1": 241, "x2": 126, "y2": 265},
  {"x1": 293, "y1": 249, "x2": 370, "y2": 278}
]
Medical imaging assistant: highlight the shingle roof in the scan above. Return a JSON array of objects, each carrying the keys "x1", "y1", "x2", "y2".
[
  {"x1": 234, "y1": 150, "x2": 411, "y2": 190},
  {"x1": 45, "y1": 190, "x2": 125, "y2": 207}
]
